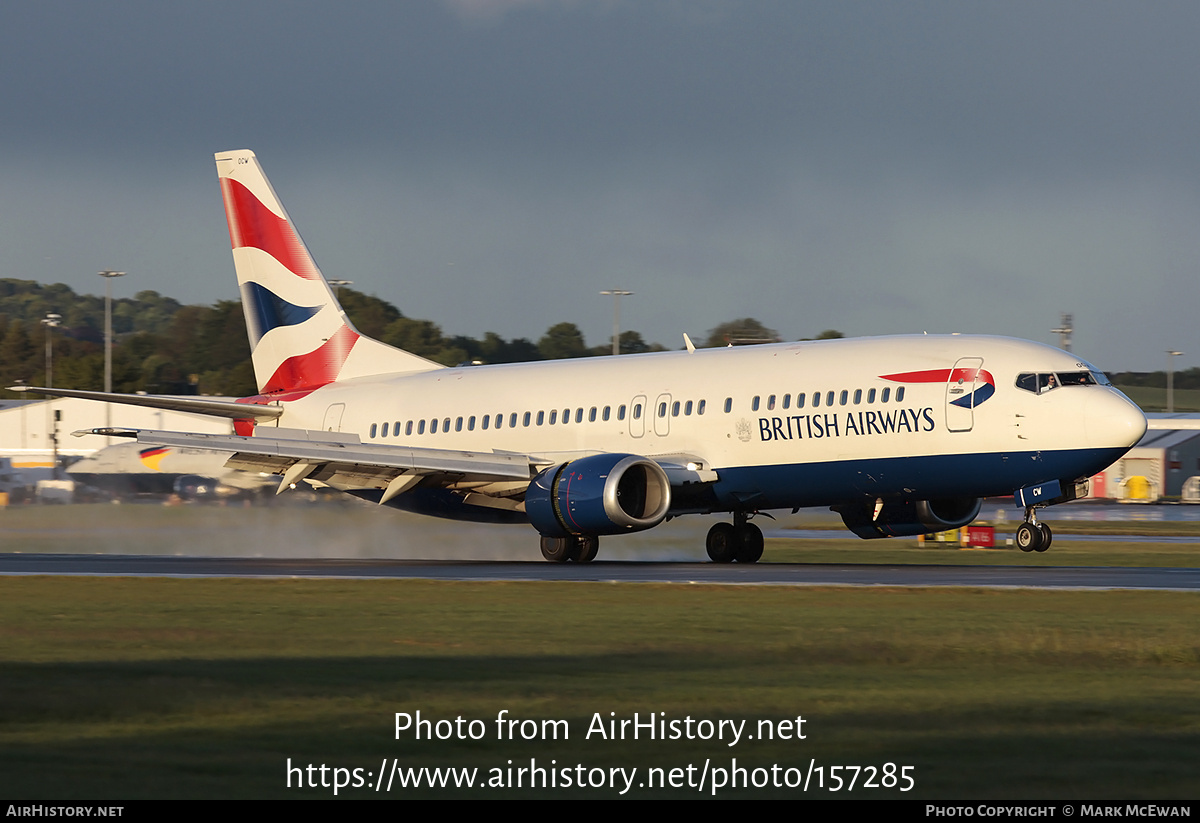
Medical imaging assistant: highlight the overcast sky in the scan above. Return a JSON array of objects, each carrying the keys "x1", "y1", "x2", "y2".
[{"x1": 2, "y1": 0, "x2": 1198, "y2": 371}]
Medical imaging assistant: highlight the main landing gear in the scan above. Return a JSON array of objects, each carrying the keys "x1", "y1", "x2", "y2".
[
  {"x1": 706, "y1": 512, "x2": 764, "y2": 563},
  {"x1": 539, "y1": 534, "x2": 599, "y2": 563},
  {"x1": 1015, "y1": 506, "x2": 1053, "y2": 553}
]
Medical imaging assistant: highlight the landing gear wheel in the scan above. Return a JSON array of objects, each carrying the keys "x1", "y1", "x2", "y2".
[
  {"x1": 1015, "y1": 522, "x2": 1043, "y2": 553},
  {"x1": 574, "y1": 535, "x2": 599, "y2": 563},
  {"x1": 540, "y1": 536, "x2": 573, "y2": 562},
  {"x1": 735, "y1": 523, "x2": 764, "y2": 563},
  {"x1": 1035, "y1": 522, "x2": 1052, "y2": 553},
  {"x1": 706, "y1": 522, "x2": 737, "y2": 563}
]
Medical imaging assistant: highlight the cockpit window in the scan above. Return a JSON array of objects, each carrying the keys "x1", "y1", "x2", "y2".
[{"x1": 1016, "y1": 371, "x2": 1100, "y2": 394}]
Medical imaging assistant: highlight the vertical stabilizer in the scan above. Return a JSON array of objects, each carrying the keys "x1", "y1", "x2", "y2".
[{"x1": 215, "y1": 149, "x2": 442, "y2": 396}]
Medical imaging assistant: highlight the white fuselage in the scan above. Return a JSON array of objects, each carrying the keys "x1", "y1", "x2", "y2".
[{"x1": 251, "y1": 334, "x2": 1145, "y2": 514}]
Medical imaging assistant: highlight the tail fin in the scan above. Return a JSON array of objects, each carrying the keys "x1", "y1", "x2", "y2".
[{"x1": 215, "y1": 149, "x2": 441, "y2": 396}]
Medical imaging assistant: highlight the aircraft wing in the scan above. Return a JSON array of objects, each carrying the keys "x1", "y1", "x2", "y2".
[
  {"x1": 75, "y1": 426, "x2": 538, "y2": 504},
  {"x1": 11, "y1": 386, "x2": 283, "y2": 420}
]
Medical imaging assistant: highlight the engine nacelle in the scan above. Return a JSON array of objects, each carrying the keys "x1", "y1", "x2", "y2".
[
  {"x1": 525, "y1": 454, "x2": 672, "y2": 538},
  {"x1": 836, "y1": 497, "x2": 982, "y2": 539}
]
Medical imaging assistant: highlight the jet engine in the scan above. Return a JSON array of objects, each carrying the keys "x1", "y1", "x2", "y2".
[
  {"x1": 525, "y1": 454, "x2": 672, "y2": 538},
  {"x1": 835, "y1": 497, "x2": 982, "y2": 539}
]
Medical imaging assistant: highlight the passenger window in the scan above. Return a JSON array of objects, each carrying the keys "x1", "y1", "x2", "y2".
[
  {"x1": 881, "y1": 387, "x2": 891, "y2": 403},
  {"x1": 576, "y1": 408, "x2": 584, "y2": 423},
  {"x1": 562, "y1": 408, "x2": 570, "y2": 423},
  {"x1": 672, "y1": 401, "x2": 680, "y2": 417},
  {"x1": 431, "y1": 418, "x2": 439, "y2": 434},
  {"x1": 481, "y1": 415, "x2": 489, "y2": 430},
  {"x1": 853, "y1": 389, "x2": 862, "y2": 404},
  {"x1": 589, "y1": 407, "x2": 597, "y2": 422},
  {"x1": 812, "y1": 392, "x2": 821, "y2": 408},
  {"x1": 796, "y1": 392, "x2": 805, "y2": 408},
  {"x1": 839, "y1": 390, "x2": 848, "y2": 406},
  {"x1": 698, "y1": 399, "x2": 706, "y2": 415},
  {"x1": 549, "y1": 410, "x2": 558, "y2": 425},
  {"x1": 467, "y1": 416, "x2": 475, "y2": 431},
  {"x1": 782, "y1": 394, "x2": 790, "y2": 410},
  {"x1": 602, "y1": 406, "x2": 610, "y2": 421},
  {"x1": 418, "y1": 420, "x2": 426, "y2": 435},
  {"x1": 455, "y1": 417, "x2": 463, "y2": 432},
  {"x1": 767, "y1": 394, "x2": 776, "y2": 410},
  {"x1": 658, "y1": 402, "x2": 667, "y2": 418},
  {"x1": 523, "y1": 412, "x2": 531, "y2": 427},
  {"x1": 724, "y1": 397, "x2": 732, "y2": 413},
  {"x1": 618, "y1": 405, "x2": 627, "y2": 421},
  {"x1": 511, "y1": 413, "x2": 519, "y2": 428},
  {"x1": 380, "y1": 422, "x2": 388, "y2": 437},
  {"x1": 867, "y1": 388, "x2": 876, "y2": 404},
  {"x1": 896, "y1": 387, "x2": 905, "y2": 402},
  {"x1": 827, "y1": 391, "x2": 835, "y2": 406},
  {"x1": 633, "y1": 404, "x2": 642, "y2": 419},
  {"x1": 370, "y1": 423, "x2": 377, "y2": 438},
  {"x1": 685, "y1": 400, "x2": 693, "y2": 415},
  {"x1": 406, "y1": 421, "x2": 413, "y2": 436},
  {"x1": 537, "y1": 411, "x2": 545, "y2": 426},
  {"x1": 752, "y1": 396, "x2": 761, "y2": 411}
]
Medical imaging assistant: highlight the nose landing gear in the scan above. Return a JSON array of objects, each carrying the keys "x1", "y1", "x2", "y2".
[{"x1": 1015, "y1": 506, "x2": 1053, "y2": 553}]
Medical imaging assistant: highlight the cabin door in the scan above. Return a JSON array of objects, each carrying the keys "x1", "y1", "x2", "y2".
[
  {"x1": 945, "y1": 358, "x2": 983, "y2": 433},
  {"x1": 323, "y1": 403, "x2": 345, "y2": 432}
]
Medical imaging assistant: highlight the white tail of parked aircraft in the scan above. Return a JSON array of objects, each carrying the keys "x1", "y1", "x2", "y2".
[{"x1": 17, "y1": 150, "x2": 1148, "y2": 561}]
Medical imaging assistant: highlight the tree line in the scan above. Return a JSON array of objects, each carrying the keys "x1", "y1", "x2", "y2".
[{"x1": 0, "y1": 278, "x2": 842, "y2": 399}]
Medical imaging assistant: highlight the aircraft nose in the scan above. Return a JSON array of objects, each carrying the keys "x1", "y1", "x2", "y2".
[{"x1": 1085, "y1": 390, "x2": 1147, "y2": 449}]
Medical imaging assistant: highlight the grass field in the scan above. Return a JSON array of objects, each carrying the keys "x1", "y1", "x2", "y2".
[
  {"x1": 1, "y1": 504, "x2": 1198, "y2": 799},
  {"x1": 0, "y1": 577, "x2": 1197, "y2": 799}
]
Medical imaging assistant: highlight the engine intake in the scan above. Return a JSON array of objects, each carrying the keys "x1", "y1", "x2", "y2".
[
  {"x1": 526, "y1": 454, "x2": 672, "y2": 538},
  {"x1": 836, "y1": 497, "x2": 982, "y2": 539}
]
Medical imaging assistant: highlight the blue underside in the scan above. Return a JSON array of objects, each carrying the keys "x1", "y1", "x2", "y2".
[
  {"x1": 362, "y1": 446, "x2": 1128, "y2": 525},
  {"x1": 703, "y1": 446, "x2": 1129, "y2": 512}
]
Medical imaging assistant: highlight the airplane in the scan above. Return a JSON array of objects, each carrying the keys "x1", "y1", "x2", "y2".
[
  {"x1": 14, "y1": 149, "x2": 1148, "y2": 561},
  {"x1": 67, "y1": 441, "x2": 276, "y2": 499}
]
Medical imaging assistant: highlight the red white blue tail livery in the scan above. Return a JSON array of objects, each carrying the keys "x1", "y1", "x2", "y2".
[{"x1": 216, "y1": 150, "x2": 440, "y2": 397}]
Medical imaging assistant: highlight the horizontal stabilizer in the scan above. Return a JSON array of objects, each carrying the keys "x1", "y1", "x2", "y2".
[{"x1": 11, "y1": 386, "x2": 283, "y2": 420}]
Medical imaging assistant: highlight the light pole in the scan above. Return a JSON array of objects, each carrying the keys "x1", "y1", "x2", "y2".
[
  {"x1": 600, "y1": 289, "x2": 633, "y2": 356},
  {"x1": 1167, "y1": 350, "x2": 1184, "y2": 413},
  {"x1": 98, "y1": 270, "x2": 126, "y2": 436},
  {"x1": 40, "y1": 313, "x2": 61, "y2": 388},
  {"x1": 328, "y1": 279, "x2": 354, "y2": 300},
  {"x1": 40, "y1": 313, "x2": 62, "y2": 480}
]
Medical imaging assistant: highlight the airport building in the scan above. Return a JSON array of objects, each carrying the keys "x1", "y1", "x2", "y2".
[
  {"x1": 1087, "y1": 414, "x2": 1200, "y2": 502},
  {"x1": 0, "y1": 396, "x2": 232, "y2": 486}
]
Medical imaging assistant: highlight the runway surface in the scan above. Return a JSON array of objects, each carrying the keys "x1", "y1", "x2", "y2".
[{"x1": 2, "y1": 552, "x2": 1197, "y2": 590}]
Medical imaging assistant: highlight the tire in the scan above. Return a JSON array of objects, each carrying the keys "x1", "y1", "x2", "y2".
[
  {"x1": 540, "y1": 535, "x2": 573, "y2": 562},
  {"x1": 575, "y1": 535, "x2": 599, "y2": 563},
  {"x1": 706, "y1": 522, "x2": 737, "y2": 563},
  {"x1": 1035, "y1": 522, "x2": 1052, "y2": 553},
  {"x1": 735, "y1": 523, "x2": 764, "y2": 563},
  {"x1": 1015, "y1": 522, "x2": 1043, "y2": 553}
]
